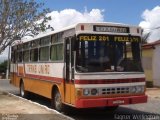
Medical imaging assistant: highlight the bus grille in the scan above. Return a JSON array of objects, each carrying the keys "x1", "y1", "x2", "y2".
[{"x1": 99, "y1": 87, "x2": 130, "y2": 95}]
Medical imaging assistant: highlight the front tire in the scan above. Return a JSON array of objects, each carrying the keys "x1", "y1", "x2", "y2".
[{"x1": 52, "y1": 90, "x2": 65, "y2": 112}]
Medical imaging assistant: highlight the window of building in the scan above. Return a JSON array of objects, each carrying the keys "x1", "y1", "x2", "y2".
[{"x1": 39, "y1": 46, "x2": 49, "y2": 61}]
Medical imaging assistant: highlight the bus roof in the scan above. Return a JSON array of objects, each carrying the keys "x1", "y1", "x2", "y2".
[{"x1": 13, "y1": 22, "x2": 141, "y2": 45}]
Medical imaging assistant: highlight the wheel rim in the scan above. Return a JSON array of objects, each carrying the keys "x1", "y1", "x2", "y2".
[
  {"x1": 20, "y1": 83, "x2": 24, "y2": 97},
  {"x1": 55, "y1": 92, "x2": 62, "y2": 110}
]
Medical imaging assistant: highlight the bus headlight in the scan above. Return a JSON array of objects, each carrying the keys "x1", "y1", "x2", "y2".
[
  {"x1": 130, "y1": 86, "x2": 136, "y2": 93},
  {"x1": 83, "y1": 89, "x2": 90, "y2": 96},
  {"x1": 83, "y1": 88, "x2": 99, "y2": 96},
  {"x1": 136, "y1": 86, "x2": 144, "y2": 93},
  {"x1": 130, "y1": 86, "x2": 144, "y2": 93}
]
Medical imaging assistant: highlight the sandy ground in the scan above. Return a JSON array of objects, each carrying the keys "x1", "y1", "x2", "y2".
[
  {"x1": 146, "y1": 88, "x2": 160, "y2": 99},
  {"x1": 0, "y1": 91, "x2": 72, "y2": 120},
  {"x1": 0, "y1": 78, "x2": 160, "y2": 120}
]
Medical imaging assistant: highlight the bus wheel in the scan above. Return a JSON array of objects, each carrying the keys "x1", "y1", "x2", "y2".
[
  {"x1": 52, "y1": 90, "x2": 64, "y2": 112},
  {"x1": 20, "y1": 82, "x2": 28, "y2": 98}
]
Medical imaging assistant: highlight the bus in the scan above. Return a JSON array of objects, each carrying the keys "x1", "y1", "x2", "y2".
[{"x1": 10, "y1": 22, "x2": 147, "y2": 112}]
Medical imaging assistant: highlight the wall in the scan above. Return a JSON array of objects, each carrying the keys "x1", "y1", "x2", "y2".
[
  {"x1": 153, "y1": 45, "x2": 160, "y2": 87},
  {"x1": 142, "y1": 49, "x2": 154, "y2": 87}
]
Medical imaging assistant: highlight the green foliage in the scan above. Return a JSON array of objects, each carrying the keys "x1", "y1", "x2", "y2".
[
  {"x1": 0, "y1": 60, "x2": 7, "y2": 73},
  {"x1": 0, "y1": 0, "x2": 52, "y2": 53}
]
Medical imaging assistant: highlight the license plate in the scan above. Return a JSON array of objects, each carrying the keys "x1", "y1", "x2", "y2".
[{"x1": 113, "y1": 100, "x2": 125, "y2": 105}]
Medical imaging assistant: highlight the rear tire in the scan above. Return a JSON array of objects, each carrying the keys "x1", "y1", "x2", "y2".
[{"x1": 20, "y1": 82, "x2": 29, "y2": 98}]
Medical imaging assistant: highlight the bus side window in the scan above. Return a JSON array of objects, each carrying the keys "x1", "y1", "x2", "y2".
[
  {"x1": 50, "y1": 44, "x2": 63, "y2": 61},
  {"x1": 39, "y1": 46, "x2": 49, "y2": 61},
  {"x1": 11, "y1": 52, "x2": 15, "y2": 63},
  {"x1": 30, "y1": 48, "x2": 38, "y2": 62},
  {"x1": 57, "y1": 44, "x2": 63, "y2": 60},
  {"x1": 23, "y1": 50, "x2": 30, "y2": 62},
  {"x1": 50, "y1": 45, "x2": 57, "y2": 61},
  {"x1": 18, "y1": 51, "x2": 23, "y2": 62}
]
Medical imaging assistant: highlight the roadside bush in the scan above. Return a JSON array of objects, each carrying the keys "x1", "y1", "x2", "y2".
[{"x1": 0, "y1": 60, "x2": 7, "y2": 73}]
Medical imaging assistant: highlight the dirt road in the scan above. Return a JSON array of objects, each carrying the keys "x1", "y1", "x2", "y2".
[
  {"x1": 1, "y1": 79, "x2": 160, "y2": 120},
  {"x1": 0, "y1": 91, "x2": 72, "y2": 120}
]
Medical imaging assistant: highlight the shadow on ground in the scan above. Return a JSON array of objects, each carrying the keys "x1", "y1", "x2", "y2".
[{"x1": 23, "y1": 93, "x2": 159, "y2": 120}]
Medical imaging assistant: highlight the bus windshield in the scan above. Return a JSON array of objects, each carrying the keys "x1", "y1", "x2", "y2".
[{"x1": 76, "y1": 34, "x2": 143, "y2": 73}]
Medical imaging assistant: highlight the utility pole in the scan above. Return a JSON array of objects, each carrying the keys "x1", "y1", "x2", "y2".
[{"x1": 6, "y1": 45, "x2": 11, "y2": 80}]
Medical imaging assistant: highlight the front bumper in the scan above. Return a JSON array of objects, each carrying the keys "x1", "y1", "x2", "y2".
[{"x1": 75, "y1": 95, "x2": 147, "y2": 108}]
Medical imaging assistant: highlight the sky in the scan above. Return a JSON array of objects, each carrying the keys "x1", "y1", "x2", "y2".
[
  {"x1": 0, "y1": 0, "x2": 160, "y2": 60},
  {"x1": 39, "y1": 0, "x2": 160, "y2": 25},
  {"x1": 37, "y1": 0, "x2": 160, "y2": 42}
]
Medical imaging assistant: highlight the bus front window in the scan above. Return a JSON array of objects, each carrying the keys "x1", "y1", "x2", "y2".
[{"x1": 76, "y1": 35, "x2": 143, "y2": 73}]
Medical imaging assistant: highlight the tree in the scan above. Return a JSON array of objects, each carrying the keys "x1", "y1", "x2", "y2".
[
  {"x1": 142, "y1": 32, "x2": 150, "y2": 44},
  {"x1": 0, "y1": 60, "x2": 7, "y2": 73},
  {"x1": 0, "y1": 0, "x2": 52, "y2": 53}
]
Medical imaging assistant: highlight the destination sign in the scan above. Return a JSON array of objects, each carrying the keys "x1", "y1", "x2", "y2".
[
  {"x1": 78, "y1": 34, "x2": 140, "y2": 42},
  {"x1": 93, "y1": 25, "x2": 129, "y2": 33}
]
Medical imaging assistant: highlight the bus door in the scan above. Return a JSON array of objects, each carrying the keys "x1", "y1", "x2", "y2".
[{"x1": 64, "y1": 36, "x2": 75, "y2": 104}]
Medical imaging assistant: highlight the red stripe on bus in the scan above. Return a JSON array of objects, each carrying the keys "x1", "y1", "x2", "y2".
[
  {"x1": 75, "y1": 78, "x2": 145, "y2": 84},
  {"x1": 25, "y1": 74, "x2": 63, "y2": 83}
]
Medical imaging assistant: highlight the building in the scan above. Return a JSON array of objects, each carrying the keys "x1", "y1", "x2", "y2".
[{"x1": 142, "y1": 40, "x2": 160, "y2": 87}]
